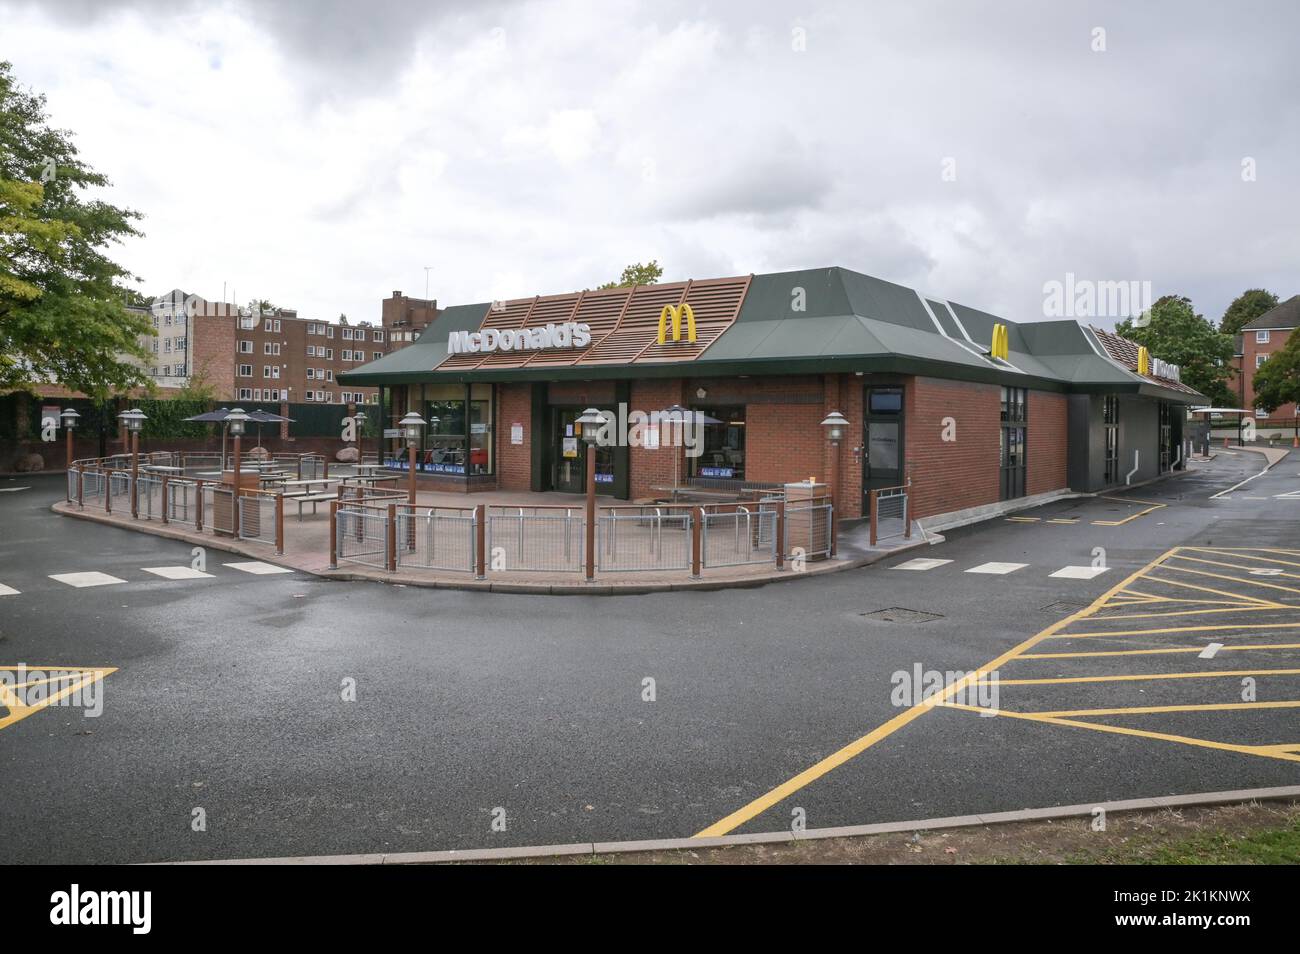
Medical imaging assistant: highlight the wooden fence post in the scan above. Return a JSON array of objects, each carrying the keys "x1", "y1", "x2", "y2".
[
  {"x1": 329, "y1": 500, "x2": 338, "y2": 569},
  {"x1": 474, "y1": 504, "x2": 486, "y2": 580}
]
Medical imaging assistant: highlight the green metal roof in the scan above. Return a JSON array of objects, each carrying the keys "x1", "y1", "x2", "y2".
[{"x1": 339, "y1": 266, "x2": 1205, "y2": 403}]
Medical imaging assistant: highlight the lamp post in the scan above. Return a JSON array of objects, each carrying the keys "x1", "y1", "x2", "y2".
[
  {"x1": 576, "y1": 408, "x2": 606, "y2": 581},
  {"x1": 227, "y1": 408, "x2": 248, "y2": 535},
  {"x1": 399, "y1": 411, "x2": 426, "y2": 506},
  {"x1": 118, "y1": 408, "x2": 147, "y2": 518},
  {"x1": 60, "y1": 407, "x2": 80, "y2": 473},
  {"x1": 821, "y1": 411, "x2": 848, "y2": 556},
  {"x1": 352, "y1": 409, "x2": 367, "y2": 468}
]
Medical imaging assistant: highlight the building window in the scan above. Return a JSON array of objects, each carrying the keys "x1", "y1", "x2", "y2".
[
  {"x1": 1256, "y1": 354, "x2": 1268, "y2": 369},
  {"x1": 342, "y1": 327, "x2": 354, "y2": 340},
  {"x1": 1000, "y1": 387, "x2": 1028, "y2": 500},
  {"x1": 326, "y1": 326, "x2": 334, "y2": 338},
  {"x1": 305, "y1": 391, "x2": 314, "y2": 402},
  {"x1": 1103, "y1": 394, "x2": 1120, "y2": 485},
  {"x1": 263, "y1": 365, "x2": 271, "y2": 377},
  {"x1": 373, "y1": 352, "x2": 382, "y2": 361},
  {"x1": 342, "y1": 349, "x2": 352, "y2": 361},
  {"x1": 307, "y1": 345, "x2": 316, "y2": 357},
  {"x1": 689, "y1": 407, "x2": 745, "y2": 479},
  {"x1": 176, "y1": 336, "x2": 186, "y2": 351},
  {"x1": 239, "y1": 340, "x2": 253, "y2": 354},
  {"x1": 325, "y1": 370, "x2": 333, "y2": 382},
  {"x1": 373, "y1": 330, "x2": 384, "y2": 342},
  {"x1": 239, "y1": 388, "x2": 252, "y2": 400},
  {"x1": 409, "y1": 383, "x2": 494, "y2": 476},
  {"x1": 238, "y1": 364, "x2": 252, "y2": 377},
  {"x1": 162, "y1": 365, "x2": 170, "y2": 376},
  {"x1": 356, "y1": 329, "x2": 366, "y2": 342},
  {"x1": 1257, "y1": 330, "x2": 1270, "y2": 344},
  {"x1": 325, "y1": 349, "x2": 333, "y2": 359},
  {"x1": 264, "y1": 342, "x2": 280, "y2": 355}
]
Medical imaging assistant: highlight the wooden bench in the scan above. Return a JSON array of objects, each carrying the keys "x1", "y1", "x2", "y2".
[{"x1": 293, "y1": 492, "x2": 337, "y2": 520}]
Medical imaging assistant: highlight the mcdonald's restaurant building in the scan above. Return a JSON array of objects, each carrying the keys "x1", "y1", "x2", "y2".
[{"x1": 339, "y1": 267, "x2": 1203, "y2": 526}]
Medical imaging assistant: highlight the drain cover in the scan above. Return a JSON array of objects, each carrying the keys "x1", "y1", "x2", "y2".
[
  {"x1": 1040, "y1": 600, "x2": 1088, "y2": 613},
  {"x1": 860, "y1": 607, "x2": 944, "y2": 623}
]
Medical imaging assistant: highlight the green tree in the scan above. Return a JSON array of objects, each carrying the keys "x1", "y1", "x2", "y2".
[
  {"x1": 1252, "y1": 330, "x2": 1300, "y2": 434},
  {"x1": 598, "y1": 260, "x2": 662, "y2": 289},
  {"x1": 1116, "y1": 295, "x2": 1235, "y2": 405},
  {"x1": 0, "y1": 61, "x2": 152, "y2": 398},
  {"x1": 1220, "y1": 288, "x2": 1279, "y2": 337}
]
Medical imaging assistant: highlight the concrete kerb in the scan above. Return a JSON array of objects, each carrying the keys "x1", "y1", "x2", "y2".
[
  {"x1": 50, "y1": 500, "x2": 927, "y2": 595},
  {"x1": 156, "y1": 784, "x2": 1300, "y2": 865}
]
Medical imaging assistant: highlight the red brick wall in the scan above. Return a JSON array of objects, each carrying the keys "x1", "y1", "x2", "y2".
[
  {"x1": 1241, "y1": 327, "x2": 1298, "y2": 422},
  {"x1": 1027, "y1": 390, "x2": 1068, "y2": 496},
  {"x1": 628, "y1": 379, "x2": 687, "y2": 500},
  {"x1": 497, "y1": 383, "x2": 533, "y2": 492},
  {"x1": 192, "y1": 313, "x2": 235, "y2": 399},
  {"x1": 904, "y1": 377, "x2": 1000, "y2": 520}
]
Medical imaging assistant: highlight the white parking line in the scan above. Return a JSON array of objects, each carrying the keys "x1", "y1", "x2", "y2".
[
  {"x1": 965, "y1": 562, "x2": 1028, "y2": 575},
  {"x1": 1049, "y1": 566, "x2": 1110, "y2": 580},
  {"x1": 0, "y1": 583, "x2": 20, "y2": 596},
  {"x1": 1199, "y1": 642, "x2": 1224, "y2": 659},
  {"x1": 891, "y1": 558, "x2": 953, "y2": 571},
  {"x1": 49, "y1": 571, "x2": 126, "y2": 588},
  {"x1": 223, "y1": 561, "x2": 292, "y2": 575},
  {"x1": 142, "y1": 566, "x2": 215, "y2": 580}
]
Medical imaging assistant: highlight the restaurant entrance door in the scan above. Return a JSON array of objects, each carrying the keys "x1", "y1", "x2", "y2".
[{"x1": 863, "y1": 386, "x2": 905, "y2": 508}]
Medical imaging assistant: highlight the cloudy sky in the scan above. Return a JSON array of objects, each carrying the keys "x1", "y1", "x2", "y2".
[{"x1": 3, "y1": 0, "x2": 1298, "y2": 327}]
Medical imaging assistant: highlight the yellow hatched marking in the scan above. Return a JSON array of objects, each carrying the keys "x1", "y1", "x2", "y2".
[
  {"x1": 992, "y1": 667, "x2": 1300, "y2": 686},
  {"x1": 1018, "y1": 642, "x2": 1300, "y2": 660},
  {"x1": 1152, "y1": 563, "x2": 1300, "y2": 596},
  {"x1": 1090, "y1": 605, "x2": 1290, "y2": 621},
  {"x1": 0, "y1": 666, "x2": 116, "y2": 732},
  {"x1": 1136, "y1": 574, "x2": 1286, "y2": 606},
  {"x1": 1048, "y1": 621, "x2": 1300, "y2": 640},
  {"x1": 1182, "y1": 548, "x2": 1300, "y2": 569},
  {"x1": 1167, "y1": 552, "x2": 1300, "y2": 581},
  {"x1": 938, "y1": 701, "x2": 1300, "y2": 763}
]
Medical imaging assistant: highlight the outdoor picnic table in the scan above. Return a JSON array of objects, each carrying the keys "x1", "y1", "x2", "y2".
[
  {"x1": 351, "y1": 474, "x2": 399, "y2": 486},
  {"x1": 278, "y1": 478, "x2": 333, "y2": 489}
]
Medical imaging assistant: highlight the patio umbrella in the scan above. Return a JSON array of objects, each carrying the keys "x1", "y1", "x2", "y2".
[
  {"x1": 658, "y1": 405, "x2": 723, "y2": 487},
  {"x1": 245, "y1": 409, "x2": 295, "y2": 450},
  {"x1": 183, "y1": 407, "x2": 232, "y2": 466}
]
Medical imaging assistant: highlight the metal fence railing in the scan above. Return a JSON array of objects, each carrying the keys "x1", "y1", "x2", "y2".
[
  {"x1": 108, "y1": 471, "x2": 134, "y2": 509},
  {"x1": 702, "y1": 506, "x2": 777, "y2": 568},
  {"x1": 237, "y1": 493, "x2": 277, "y2": 546},
  {"x1": 135, "y1": 474, "x2": 164, "y2": 520},
  {"x1": 487, "y1": 507, "x2": 585, "y2": 573},
  {"x1": 597, "y1": 509, "x2": 691, "y2": 572},
  {"x1": 396, "y1": 506, "x2": 476, "y2": 572},
  {"x1": 869, "y1": 482, "x2": 911, "y2": 547},
  {"x1": 336, "y1": 504, "x2": 390, "y2": 568},
  {"x1": 166, "y1": 479, "x2": 195, "y2": 523},
  {"x1": 785, "y1": 500, "x2": 832, "y2": 560}
]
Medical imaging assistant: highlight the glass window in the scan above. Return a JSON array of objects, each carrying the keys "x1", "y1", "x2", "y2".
[
  {"x1": 689, "y1": 406, "x2": 745, "y2": 479},
  {"x1": 413, "y1": 384, "x2": 495, "y2": 476}
]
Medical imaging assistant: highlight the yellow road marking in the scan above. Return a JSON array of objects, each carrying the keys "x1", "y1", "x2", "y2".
[
  {"x1": 0, "y1": 666, "x2": 116, "y2": 732},
  {"x1": 1090, "y1": 497, "x2": 1167, "y2": 526},
  {"x1": 1152, "y1": 563, "x2": 1300, "y2": 596},
  {"x1": 1006, "y1": 516, "x2": 1040, "y2": 523},
  {"x1": 1183, "y1": 548, "x2": 1300, "y2": 569},
  {"x1": 1018, "y1": 642, "x2": 1300, "y2": 659},
  {"x1": 1167, "y1": 552, "x2": 1300, "y2": 580},
  {"x1": 1117, "y1": 587, "x2": 1273, "y2": 607},
  {"x1": 1135, "y1": 574, "x2": 1286, "y2": 606},
  {"x1": 1046, "y1": 518, "x2": 1080, "y2": 524},
  {"x1": 939, "y1": 701, "x2": 1300, "y2": 763},
  {"x1": 992, "y1": 668, "x2": 1300, "y2": 686},
  {"x1": 1048, "y1": 621, "x2": 1300, "y2": 639},
  {"x1": 1010, "y1": 700, "x2": 1300, "y2": 718},
  {"x1": 1091, "y1": 605, "x2": 1290, "y2": 621},
  {"x1": 693, "y1": 548, "x2": 1176, "y2": 838}
]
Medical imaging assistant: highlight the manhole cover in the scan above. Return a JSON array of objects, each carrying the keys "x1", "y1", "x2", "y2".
[
  {"x1": 860, "y1": 607, "x2": 944, "y2": 623},
  {"x1": 1040, "y1": 600, "x2": 1088, "y2": 613}
]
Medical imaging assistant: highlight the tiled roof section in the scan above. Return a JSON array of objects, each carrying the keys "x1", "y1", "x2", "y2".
[
  {"x1": 1090, "y1": 327, "x2": 1202, "y2": 394},
  {"x1": 431, "y1": 276, "x2": 749, "y2": 371},
  {"x1": 1242, "y1": 294, "x2": 1300, "y2": 331}
]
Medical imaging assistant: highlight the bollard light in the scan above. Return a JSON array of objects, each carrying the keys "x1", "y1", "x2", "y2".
[
  {"x1": 820, "y1": 410, "x2": 848, "y2": 442},
  {"x1": 576, "y1": 407, "x2": 606, "y2": 444},
  {"x1": 119, "y1": 407, "x2": 147, "y2": 432},
  {"x1": 226, "y1": 407, "x2": 248, "y2": 436},
  {"x1": 399, "y1": 411, "x2": 426, "y2": 447}
]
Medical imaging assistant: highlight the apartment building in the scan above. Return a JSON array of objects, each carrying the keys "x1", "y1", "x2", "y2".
[{"x1": 1236, "y1": 294, "x2": 1298, "y2": 430}]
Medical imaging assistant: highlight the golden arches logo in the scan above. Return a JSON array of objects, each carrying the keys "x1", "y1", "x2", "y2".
[
  {"x1": 1137, "y1": 345, "x2": 1150, "y2": 376},
  {"x1": 657, "y1": 304, "x2": 696, "y2": 344},
  {"x1": 990, "y1": 323, "x2": 1009, "y2": 360}
]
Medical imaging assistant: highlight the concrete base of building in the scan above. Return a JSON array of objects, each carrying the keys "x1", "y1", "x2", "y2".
[{"x1": 917, "y1": 488, "x2": 1081, "y2": 535}]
